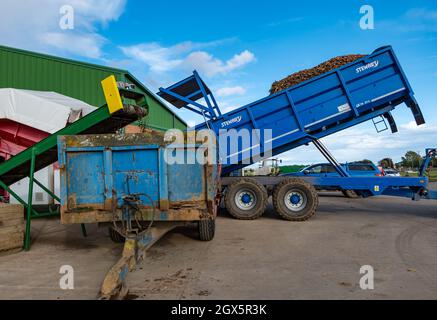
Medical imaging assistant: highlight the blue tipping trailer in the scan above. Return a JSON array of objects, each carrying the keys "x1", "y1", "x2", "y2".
[
  {"x1": 57, "y1": 133, "x2": 219, "y2": 242},
  {"x1": 158, "y1": 46, "x2": 437, "y2": 221},
  {"x1": 158, "y1": 46, "x2": 424, "y2": 175}
]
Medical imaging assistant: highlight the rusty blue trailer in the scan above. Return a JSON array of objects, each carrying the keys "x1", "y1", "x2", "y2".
[{"x1": 57, "y1": 133, "x2": 219, "y2": 241}]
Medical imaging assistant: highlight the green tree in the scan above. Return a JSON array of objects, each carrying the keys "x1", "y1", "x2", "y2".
[
  {"x1": 279, "y1": 165, "x2": 307, "y2": 173},
  {"x1": 401, "y1": 151, "x2": 422, "y2": 170},
  {"x1": 357, "y1": 159, "x2": 373, "y2": 164},
  {"x1": 379, "y1": 157, "x2": 395, "y2": 168}
]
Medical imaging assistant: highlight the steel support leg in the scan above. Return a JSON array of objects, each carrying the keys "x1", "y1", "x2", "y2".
[
  {"x1": 81, "y1": 224, "x2": 87, "y2": 237},
  {"x1": 312, "y1": 139, "x2": 349, "y2": 177},
  {"x1": 24, "y1": 148, "x2": 36, "y2": 251}
]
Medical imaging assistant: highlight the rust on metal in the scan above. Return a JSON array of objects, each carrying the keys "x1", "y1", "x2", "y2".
[
  {"x1": 169, "y1": 199, "x2": 206, "y2": 209},
  {"x1": 61, "y1": 208, "x2": 205, "y2": 224},
  {"x1": 159, "y1": 199, "x2": 169, "y2": 211},
  {"x1": 63, "y1": 131, "x2": 214, "y2": 148},
  {"x1": 99, "y1": 222, "x2": 185, "y2": 300},
  {"x1": 64, "y1": 132, "x2": 168, "y2": 148}
]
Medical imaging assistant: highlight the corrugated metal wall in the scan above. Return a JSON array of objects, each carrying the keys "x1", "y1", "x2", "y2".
[{"x1": 0, "y1": 45, "x2": 186, "y2": 131}]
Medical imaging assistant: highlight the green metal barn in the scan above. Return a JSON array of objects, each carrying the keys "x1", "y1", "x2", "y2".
[{"x1": 0, "y1": 45, "x2": 186, "y2": 131}]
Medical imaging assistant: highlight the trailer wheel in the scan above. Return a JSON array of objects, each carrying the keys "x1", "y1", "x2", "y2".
[
  {"x1": 225, "y1": 178, "x2": 268, "y2": 220},
  {"x1": 198, "y1": 219, "x2": 215, "y2": 241},
  {"x1": 272, "y1": 178, "x2": 318, "y2": 221},
  {"x1": 108, "y1": 226, "x2": 125, "y2": 243},
  {"x1": 342, "y1": 190, "x2": 359, "y2": 198}
]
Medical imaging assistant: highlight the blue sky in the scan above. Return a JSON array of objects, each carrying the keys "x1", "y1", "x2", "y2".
[{"x1": 1, "y1": 0, "x2": 437, "y2": 164}]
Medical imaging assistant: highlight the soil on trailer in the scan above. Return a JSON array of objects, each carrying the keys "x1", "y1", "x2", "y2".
[{"x1": 270, "y1": 54, "x2": 365, "y2": 94}]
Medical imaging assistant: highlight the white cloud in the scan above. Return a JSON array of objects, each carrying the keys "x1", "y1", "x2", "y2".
[
  {"x1": 400, "y1": 121, "x2": 425, "y2": 131},
  {"x1": 0, "y1": 0, "x2": 126, "y2": 58},
  {"x1": 184, "y1": 50, "x2": 256, "y2": 77},
  {"x1": 225, "y1": 50, "x2": 256, "y2": 70},
  {"x1": 120, "y1": 40, "x2": 256, "y2": 77},
  {"x1": 120, "y1": 43, "x2": 184, "y2": 73},
  {"x1": 68, "y1": 0, "x2": 126, "y2": 27},
  {"x1": 39, "y1": 32, "x2": 107, "y2": 59},
  {"x1": 218, "y1": 101, "x2": 239, "y2": 114},
  {"x1": 216, "y1": 86, "x2": 246, "y2": 97}
]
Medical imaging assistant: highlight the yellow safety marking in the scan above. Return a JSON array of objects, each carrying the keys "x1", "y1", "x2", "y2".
[
  {"x1": 374, "y1": 185, "x2": 380, "y2": 192},
  {"x1": 101, "y1": 75, "x2": 123, "y2": 114}
]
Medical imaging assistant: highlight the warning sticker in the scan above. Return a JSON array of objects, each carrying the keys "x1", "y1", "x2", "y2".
[{"x1": 338, "y1": 103, "x2": 351, "y2": 113}]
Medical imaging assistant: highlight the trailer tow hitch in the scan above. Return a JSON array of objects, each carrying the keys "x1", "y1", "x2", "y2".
[
  {"x1": 99, "y1": 191, "x2": 184, "y2": 299},
  {"x1": 99, "y1": 222, "x2": 184, "y2": 299}
]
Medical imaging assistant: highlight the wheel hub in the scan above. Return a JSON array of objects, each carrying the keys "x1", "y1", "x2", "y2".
[
  {"x1": 235, "y1": 189, "x2": 257, "y2": 210},
  {"x1": 290, "y1": 194, "x2": 301, "y2": 204},
  {"x1": 284, "y1": 190, "x2": 307, "y2": 212}
]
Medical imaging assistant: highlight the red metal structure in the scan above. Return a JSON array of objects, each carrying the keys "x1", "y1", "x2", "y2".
[{"x1": 0, "y1": 119, "x2": 50, "y2": 202}]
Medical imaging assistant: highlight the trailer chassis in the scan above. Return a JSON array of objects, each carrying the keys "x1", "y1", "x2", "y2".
[{"x1": 219, "y1": 146, "x2": 437, "y2": 220}]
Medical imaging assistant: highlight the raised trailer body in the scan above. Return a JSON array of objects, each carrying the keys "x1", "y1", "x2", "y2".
[{"x1": 158, "y1": 46, "x2": 424, "y2": 175}]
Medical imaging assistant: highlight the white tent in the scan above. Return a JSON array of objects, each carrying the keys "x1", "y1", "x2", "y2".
[{"x1": 0, "y1": 88, "x2": 96, "y2": 133}]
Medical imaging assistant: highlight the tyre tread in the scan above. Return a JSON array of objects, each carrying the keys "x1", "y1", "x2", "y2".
[
  {"x1": 272, "y1": 178, "x2": 318, "y2": 221},
  {"x1": 225, "y1": 178, "x2": 268, "y2": 220},
  {"x1": 199, "y1": 219, "x2": 215, "y2": 241}
]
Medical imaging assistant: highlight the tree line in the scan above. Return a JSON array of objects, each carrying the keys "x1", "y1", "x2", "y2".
[{"x1": 378, "y1": 151, "x2": 437, "y2": 170}]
